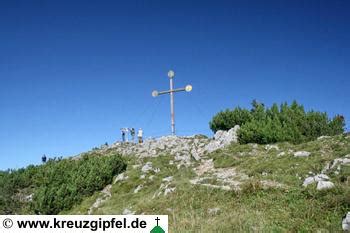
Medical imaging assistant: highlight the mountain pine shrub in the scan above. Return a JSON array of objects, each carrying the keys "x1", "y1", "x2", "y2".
[
  {"x1": 210, "y1": 100, "x2": 345, "y2": 144},
  {"x1": 0, "y1": 153, "x2": 126, "y2": 214}
]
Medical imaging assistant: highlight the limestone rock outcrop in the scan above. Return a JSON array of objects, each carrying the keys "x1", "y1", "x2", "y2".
[{"x1": 106, "y1": 126, "x2": 241, "y2": 163}]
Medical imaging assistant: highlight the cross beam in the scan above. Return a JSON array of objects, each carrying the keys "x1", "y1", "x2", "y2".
[{"x1": 152, "y1": 70, "x2": 192, "y2": 135}]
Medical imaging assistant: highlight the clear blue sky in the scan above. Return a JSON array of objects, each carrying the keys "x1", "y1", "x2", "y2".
[{"x1": 1, "y1": 0, "x2": 349, "y2": 170}]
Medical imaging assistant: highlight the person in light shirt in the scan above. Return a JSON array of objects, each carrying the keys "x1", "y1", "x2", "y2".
[{"x1": 137, "y1": 128, "x2": 143, "y2": 144}]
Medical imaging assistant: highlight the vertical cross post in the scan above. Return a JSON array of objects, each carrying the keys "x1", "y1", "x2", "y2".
[
  {"x1": 152, "y1": 70, "x2": 192, "y2": 135},
  {"x1": 169, "y1": 74, "x2": 175, "y2": 135}
]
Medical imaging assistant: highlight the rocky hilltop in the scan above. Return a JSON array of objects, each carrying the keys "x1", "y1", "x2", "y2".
[
  {"x1": 99, "y1": 125, "x2": 240, "y2": 165},
  {"x1": 75, "y1": 128, "x2": 350, "y2": 232}
]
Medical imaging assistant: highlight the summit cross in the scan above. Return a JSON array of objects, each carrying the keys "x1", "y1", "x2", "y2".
[{"x1": 152, "y1": 70, "x2": 192, "y2": 135}]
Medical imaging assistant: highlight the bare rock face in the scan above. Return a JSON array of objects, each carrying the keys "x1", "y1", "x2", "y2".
[
  {"x1": 343, "y1": 212, "x2": 350, "y2": 231},
  {"x1": 133, "y1": 185, "x2": 143, "y2": 193},
  {"x1": 152, "y1": 176, "x2": 175, "y2": 198},
  {"x1": 330, "y1": 156, "x2": 350, "y2": 169},
  {"x1": 122, "y1": 208, "x2": 135, "y2": 215},
  {"x1": 190, "y1": 158, "x2": 248, "y2": 191},
  {"x1": 108, "y1": 126, "x2": 240, "y2": 161},
  {"x1": 317, "y1": 135, "x2": 331, "y2": 140},
  {"x1": 303, "y1": 173, "x2": 334, "y2": 191},
  {"x1": 114, "y1": 173, "x2": 128, "y2": 184},
  {"x1": 303, "y1": 177, "x2": 316, "y2": 187},
  {"x1": 265, "y1": 144, "x2": 279, "y2": 151},
  {"x1": 302, "y1": 155, "x2": 348, "y2": 191},
  {"x1": 164, "y1": 187, "x2": 176, "y2": 196},
  {"x1": 88, "y1": 185, "x2": 112, "y2": 214},
  {"x1": 321, "y1": 154, "x2": 350, "y2": 174},
  {"x1": 205, "y1": 125, "x2": 240, "y2": 153},
  {"x1": 141, "y1": 162, "x2": 153, "y2": 173},
  {"x1": 294, "y1": 151, "x2": 311, "y2": 157},
  {"x1": 317, "y1": 181, "x2": 334, "y2": 190},
  {"x1": 208, "y1": 207, "x2": 221, "y2": 215}
]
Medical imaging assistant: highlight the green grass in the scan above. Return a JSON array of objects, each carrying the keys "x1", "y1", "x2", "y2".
[{"x1": 65, "y1": 134, "x2": 350, "y2": 232}]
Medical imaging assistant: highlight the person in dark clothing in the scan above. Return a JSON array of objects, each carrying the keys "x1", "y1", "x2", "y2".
[
  {"x1": 122, "y1": 130, "x2": 126, "y2": 142},
  {"x1": 130, "y1": 128, "x2": 135, "y2": 142},
  {"x1": 42, "y1": 154, "x2": 47, "y2": 163}
]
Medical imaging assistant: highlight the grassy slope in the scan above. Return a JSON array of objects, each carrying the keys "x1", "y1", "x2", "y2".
[{"x1": 65, "y1": 135, "x2": 350, "y2": 232}]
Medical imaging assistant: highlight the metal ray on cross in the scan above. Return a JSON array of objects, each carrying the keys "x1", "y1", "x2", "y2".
[{"x1": 152, "y1": 70, "x2": 192, "y2": 135}]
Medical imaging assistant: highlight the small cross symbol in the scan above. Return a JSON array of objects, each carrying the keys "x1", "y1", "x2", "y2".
[{"x1": 155, "y1": 217, "x2": 160, "y2": 226}]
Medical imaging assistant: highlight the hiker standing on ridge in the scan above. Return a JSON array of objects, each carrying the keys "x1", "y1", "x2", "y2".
[
  {"x1": 41, "y1": 154, "x2": 47, "y2": 163},
  {"x1": 130, "y1": 128, "x2": 135, "y2": 142},
  {"x1": 138, "y1": 128, "x2": 143, "y2": 144},
  {"x1": 121, "y1": 129, "x2": 126, "y2": 142},
  {"x1": 124, "y1": 127, "x2": 129, "y2": 142}
]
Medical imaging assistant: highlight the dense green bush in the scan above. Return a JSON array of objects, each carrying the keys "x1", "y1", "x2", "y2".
[
  {"x1": 0, "y1": 171, "x2": 18, "y2": 214},
  {"x1": 209, "y1": 107, "x2": 252, "y2": 131},
  {"x1": 0, "y1": 153, "x2": 126, "y2": 214},
  {"x1": 210, "y1": 100, "x2": 345, "y2": 144}
]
